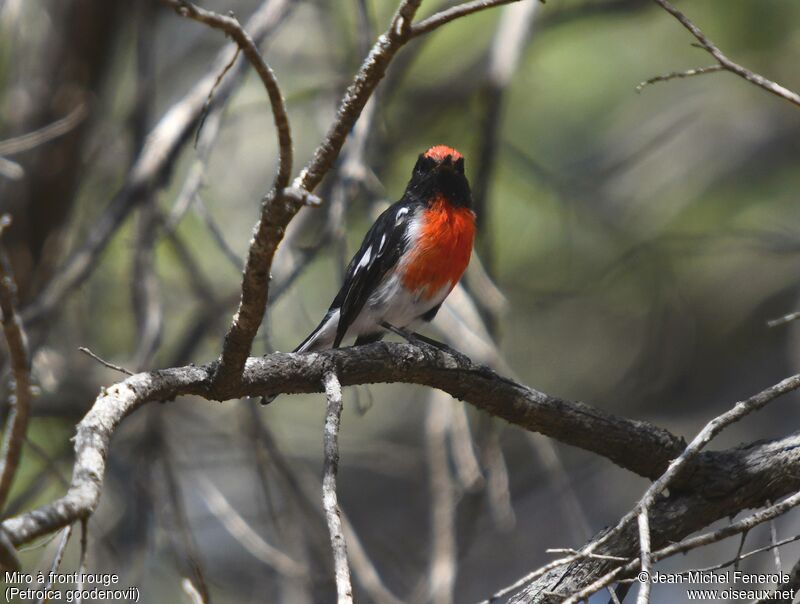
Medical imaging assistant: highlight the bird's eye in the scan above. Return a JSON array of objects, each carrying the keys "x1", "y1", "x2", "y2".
[{"x1": 454, "y1": 157, "x2": 465, "y2": 174}]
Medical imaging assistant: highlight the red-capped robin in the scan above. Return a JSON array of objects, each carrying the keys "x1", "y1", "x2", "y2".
[{"x1": 295, "y1": 145, "x2": 475, "y2": 352}]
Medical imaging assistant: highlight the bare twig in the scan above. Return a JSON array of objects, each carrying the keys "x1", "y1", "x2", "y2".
[
  {"x1": 75, "y1": 518, "x2": 87, "y2": 604},
  {"x1": 556, "y1": 492, "x2": 800, "y2": 604},
  {"x1": 5, "y1": 341, "x2": 800, "y2": 604},
  {"x1": 0, "y1": 221, "x2": 33, "y2": 511},
  {"x1": 636, "y1": 510, "x2": 651, "y2": 604},
  {"x1": 767, "y1": 310, "x2": 800, "y2": 328},
  {"x1": 0, "y1": 104, "x2": 88, "y2": 156},
  {"x1": 181, "y1": 578, "x2": 204, "y2": 604},
  {"x1": 131, "y1": 3, "x2": 163, "y2": 372},
  {"x1": 545, "y1": 549, "x2": 627, "y2": 563},
  {"x1": 769, "y1": 512, "x2": 783, "y2": 573},
  {"x1": 161, "y1": 0, "x2": 297, "y2": 393},
  {"x1": 754, "y1": 554, "x2": 800, "y2": 604},
  {"x1": 554, "y1": 368, "x2": 800, "y2": 603},
  {"x1": 449, "y1": 403, "x2": 484, "y2": 490},
  {"x1": 411, "y1": 0, "x2": 521, "y2": 37},
  {"x1": 210, "y1": 0, "x2": 520, "y2": 393},
  {"x1": 0, "y1": 341, "x2": 770, "y2": 546},
  {"x1": 246, "y1": 408, "x2": 403, "y2": 604},
  {"x1": 498, "y1": 371, "x2": 800, "y2": 603},
  {"x1": 322, "y1": 370, "x2": 352, "y2": 603},
  {"x1": 196, "y1": 475, "x2": 305, "y2": 577},
  {"x1": 654, "y1": 492, "x2": 800, "y2": 563},
  {"x1": 636, "y1": 64, "x2": 722, "y2": 92},
  {"x1": 652, "y1": 0, "x2": 800, "y2": 108},
  {"x1": 160, "y1": 442, "x2": 210, "y2": 604},
  {"x1": 162, "y1": 0, "x2": 291, "y2": 188},
  {"x1": 36, "y1": 525, "x2": 72, "y2": 604},
  {"x1": 427, "y1": 392, "x2": 457, "y2": 604},
  {"x1": 193, "y1": 195, "x2": 244, "y2": 270},
  {"x1": 131, "y1": 202, "x2": 163, "y2": 371},
  {"x1": 78, "y1": 347, "x2": 133, "y2": 376},
  {"x1": 22, "y1": 0, "x2": 292, "y2": 326}
]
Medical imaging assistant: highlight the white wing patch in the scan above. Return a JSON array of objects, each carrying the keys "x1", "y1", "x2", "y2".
[
  {"x1": 378, "y1": 234, "x2": 386, "y2": 253},
  {"x1": 354, "y1": 246, "x2": 372, "y2": 276},
  {"x1": 395, "y1": 207, "x2": 409, "y2": 223}
]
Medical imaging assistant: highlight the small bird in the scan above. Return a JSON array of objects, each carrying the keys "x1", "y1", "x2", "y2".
[{"x1": 295, "y1": 145, "x2": 475, "y2": 352}]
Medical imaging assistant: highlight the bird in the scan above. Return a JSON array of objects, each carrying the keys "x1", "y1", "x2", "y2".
[{"x1": 294, "y1": 144, "x2": 475, "y2": 353}]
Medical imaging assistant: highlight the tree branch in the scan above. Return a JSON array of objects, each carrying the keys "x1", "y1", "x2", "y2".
[
  {"x1": 651, "y1": 0, "x2": 800, "y2": 108},
  {"x1": 0, "y1": 218, "x2": 33, "y2": 511},
  {"x1": 161, "y1": 0, "x2": 292, "y2": 190},
  {"x1": 22, "y1": 0, "x2": 293, "y2": 326},
  {"x1": 2, "y1": 342, "x2": 799, "y2": 557},
  {"x1": 210, "y1": 0, "x2": 521, "y2": 394},
  {"x1": 322, "y1": 370, "x2": 352, "y2": 603},
  {"x1": 500, "y1": 367, "x2": 800, "y2": 602}
]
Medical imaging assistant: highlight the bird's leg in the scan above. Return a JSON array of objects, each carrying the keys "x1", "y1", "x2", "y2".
[{"x1": 380, "y1": 321, "x2": 467, "y2": 360}]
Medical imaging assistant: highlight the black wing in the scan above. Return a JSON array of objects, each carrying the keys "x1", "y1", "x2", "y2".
[{"x1": 330, "y1": 200, "x2": 417, "y2": 348}]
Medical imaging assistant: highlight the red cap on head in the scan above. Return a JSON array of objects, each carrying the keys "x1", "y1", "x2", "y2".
[{"x1": 423, "y1": 145, "x2": 463, "y2": 162}]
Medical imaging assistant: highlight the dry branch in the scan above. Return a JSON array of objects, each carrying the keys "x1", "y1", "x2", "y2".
[
  {"x1": 502, "y1": 369, "x2": 800, "y2": 603},
  {"x1": 322, "y1": 371, "x2": 352, "y2": 604},
  {"x1": 2, "y1": 342, "x2": 800, "y2": 558},
  {"x1": 649, "y1": 0, "x2": 800, "y2": 108},
  {"x1": 22, "y1": 0, "x2": 292, "y2": 326},
  {"x1": 0, "y1": 222, "x2": 33, "y2": 511}
]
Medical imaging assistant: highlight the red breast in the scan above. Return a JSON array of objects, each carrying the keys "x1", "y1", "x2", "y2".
[{"x1": 400, "y1": 195, "x2": 475, "y2": 300}]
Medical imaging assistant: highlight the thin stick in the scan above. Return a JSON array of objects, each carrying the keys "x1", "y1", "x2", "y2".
[
  {"x1": 36, "y1": 525, "x2": 73, "y2": 604},
  {"x1": 0, "y1": 104, "x2": 88, "y2": 156},
  {"x1": 733, "y1": 529, "x2": 748, "y2": 571},
  {"x1": 491, "y1": 372, "x2": 800, "y2": 604},
  {"x1": 162, "y1": 0, "x2": 292, "y2": 189},
  {"x1": 0, "y1": 219, "x2": 33, "y2": 511},
  {"x1": 636, "y1": 510, "x2": 651, "y2": 604},
  {"x1": 770, "y1": 513, "x2": 783, "y2": 573},
  {"x1": 23, "y1": 0, "x2": 292, "y2": 327},
  {"x1": 78, "y1": 347, "x2": 134, "y2": 376},
  {"x1": 652, "y1": 0, "x2": 800, "y2": 108},
  {"x1": 636, "y1": 64, "x2": 722, "y2": 92},
  {"x1": 322, "y1": 371, "x2": 352, "y2": 603},
  {"x1": 75, "y1": 518, "x2": 87, "y2": 604},
  {"x1": 411, "y1": 0, "x2": 521, "y2": 37}
]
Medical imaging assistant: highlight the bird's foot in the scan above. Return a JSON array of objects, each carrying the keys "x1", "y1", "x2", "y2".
[{"x1": 380, "y1": 322, "x2": 470, "y2": 364}]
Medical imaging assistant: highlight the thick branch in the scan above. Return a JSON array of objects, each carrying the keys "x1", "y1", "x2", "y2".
[
  {"x1": 162, "y1": 0, "x2": 292, "y2": 190},
  {"x1": 2, "y1": 342, "x2": 798, "y2": 550},
  {"x1": 211, "y1": 0, "x2": 429, "y2": 392}
]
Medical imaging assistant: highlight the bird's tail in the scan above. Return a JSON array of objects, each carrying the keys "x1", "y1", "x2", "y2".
[
  {"x1": 293, "y1": 310, "x2": 337, "y2": 353},
  {"x1": 260, "y1": 312, "x2": 337, "y2": 406}
]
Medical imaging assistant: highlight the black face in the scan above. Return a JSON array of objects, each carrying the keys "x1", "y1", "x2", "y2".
[{"x1": 406, "y1": 152, "x2": 472, "y2": 208}]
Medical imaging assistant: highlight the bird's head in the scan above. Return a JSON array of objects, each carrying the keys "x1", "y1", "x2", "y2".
[{"x1": 408, "y1": 145, "x2": 472, "y2": 208}]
